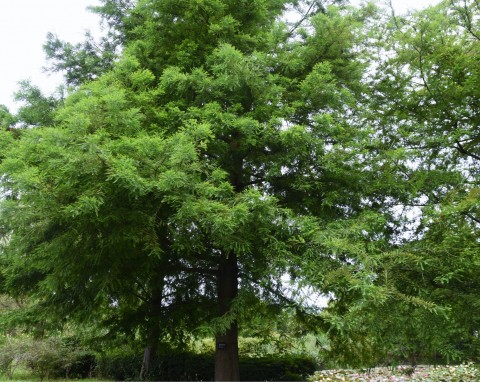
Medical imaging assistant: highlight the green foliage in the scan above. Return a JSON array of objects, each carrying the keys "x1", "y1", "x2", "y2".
[
  {"x1": 43, "y1": 0, "x2": 139, "y2": 87},
  {"x1": 5, "y1": 0, "x2": 480, "y2": 375},
  {"x1": 191, "y1": 330, "x2": 328, "y2": 362},
  {"x1": 0, "y1": 106, "x2": 16, "y2": 131},
  {"x1": 0, "y1": 338, "x2": 28, "y2": 379},
  {"x1": 240, "y1": 355, "x2": 316, "y2": 381},
  {"x1": 311, "y1": 0, "x2": 480, "y2": 368},
  {"x1": 95, "y1": 348, "x2": 142, "y2": 381},
  {"x1": 13, "y1": 81, "x2": 61, "y2": 128},
  {"x1": 0, "y1": 337, "x2": 95, "y2": 381},
  {"x1": 96, "y1": 349, "x2": 316, "y2": 381},
  {"x1": 0, "y1": 4, "x2": 379, "y2": 375},
  {"x1": 44, "y1": 32, "x2": 118, "y2": 87}
]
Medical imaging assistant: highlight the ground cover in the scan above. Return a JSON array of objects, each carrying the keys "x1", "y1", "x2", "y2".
[
  {"x1": 0, "y1": 364, "x2": 479, "y2": 381},
  {"x1": 308, "y1": 364, "x2": 480, "y2": 381}
]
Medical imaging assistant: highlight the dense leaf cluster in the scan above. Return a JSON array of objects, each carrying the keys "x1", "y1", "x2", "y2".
[{"x1": 1, "y1": 0, "x2": 480, "y2": 376}]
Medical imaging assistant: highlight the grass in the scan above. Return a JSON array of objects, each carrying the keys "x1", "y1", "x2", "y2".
[
  {"x1": 1, "y1": 362, "x2": 479, "y2": 381},
  {"x1": 0, "y1": 380, "x2": 110, "y2": 382},
  {"x1": 0, "y1": 367, "x2": 112, "y2": 382}
]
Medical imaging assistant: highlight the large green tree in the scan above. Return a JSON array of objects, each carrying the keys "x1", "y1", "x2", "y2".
[
  {"x1": 321, "y1": 0, "x2": 480, "y2": 366},
  {"x1": 0, "y1": 1, "x2": 384, "y2": 379},
  {"x1": 382, "y1": 0, "x2": 480, "y2": 345}
]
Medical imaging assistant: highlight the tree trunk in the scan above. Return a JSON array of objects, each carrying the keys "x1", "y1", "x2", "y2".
[
  {"x1": 215, "y1": 253, "x2": 240, "y2": 381},
  {"x1": 141, "y1": 340, "x2": 158, "y2": 380},
  {"x1": 140, "y1": 283, "x2": 163, "y2": 380}
]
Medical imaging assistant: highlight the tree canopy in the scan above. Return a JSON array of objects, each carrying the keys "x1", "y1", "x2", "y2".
[{"x1": 1, "y1": 0, "x2": 480, "y2": 379}]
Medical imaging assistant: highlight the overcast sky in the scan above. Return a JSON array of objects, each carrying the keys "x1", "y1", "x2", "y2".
[{"x1": 0, "y1": 0, "x2": 440, "y2": 113}]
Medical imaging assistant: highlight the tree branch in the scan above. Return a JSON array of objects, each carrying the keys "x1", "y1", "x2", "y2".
[
  {"x1": 464, "y1": 212, "x2": 480, "y2": 225},
  {"x1": 455, "y1": 139, "x2": 480, "y2": 161},
  {"x1": 287, "y1": 1, "x2": 321, "y2": 37}
]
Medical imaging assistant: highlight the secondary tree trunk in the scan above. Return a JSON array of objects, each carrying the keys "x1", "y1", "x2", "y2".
[
  {"x1": 214, "y1": 253, "x2": 240, "y2": 381},
  {"x1": 140, "y1": 341, "x2": 156, "y2": 380},
  {"x1": 140, "y1": 282, "x2": 163, "y2": 380}
]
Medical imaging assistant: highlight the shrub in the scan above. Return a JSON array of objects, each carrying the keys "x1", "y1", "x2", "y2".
[
  {"x1": 97, "y1": 350, "x2": 317, "y2": 381},
  {"x1": 63, "y1": 351, "x2": 96, "y2": 378},
  {"x1": 25, "y1": 338, "x2": 96, "y2": 380},
  {"x1": 96, "y1": 351, "x2": 213, "y2": 381},
  {"x1": 0, "y1": 339, "x2": 30, "y2": 379},
  {"x1": 95, "y1": 351, "x2": 142, "y2": 381},
  {"x1": 0, "y1": 337, "x2": 96, "y2": 381},
  {"x1": 240, "y1": 355, "x2": 317, "y2": 381},
  {"x1": 0, "y1": 344, "x2": 16, "y2": 379},
  {"x1": 150, "y1": 352, "x2": 214, "y2": 381},
  {"x1": 24, "y1": 338, "x2": 65, "y2": 380}
]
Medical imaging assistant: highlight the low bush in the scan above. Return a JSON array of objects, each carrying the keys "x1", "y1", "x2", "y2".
[
  {"x1": 149, "y1": 352, "x2": 214, "y2": 381},
  {"x1": 240, "y1": 355, "x2": 316, "y2": 381},
  {"x1": 96, "y1": 350, "x2": 316, "y2": 381},
  {"x1": 0, "y1": 337, "x2": 96, "y2": 381},
  {"x1": 0, "y1": 338, "x2": 30, "y2": 379},
  {"x1": 95, "y1": 351, "x2": 142, "y2": 381},
  {"x1": 24, "y1": 338, "x2": 67, "y2": 380},
  {"x1": 63, "y1": 351, "x2": 97, "y2": 379}
]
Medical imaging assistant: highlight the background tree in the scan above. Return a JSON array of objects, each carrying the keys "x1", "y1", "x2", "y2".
[
  {"x1": 43, "y1": 0, "x2": 136, "y2": 87},
  {"x1": 0, "y1": 106, "x2": 16, "y2": 131},
  {"x1": 318, "y1": 0, "x2": 480, "y2": 366},
  {"x1": 377, "y1": 0, "x2": 480, "y2": 361},
  {"x1": 13, "y1": 80, "x2": 61, "y2": 128}
]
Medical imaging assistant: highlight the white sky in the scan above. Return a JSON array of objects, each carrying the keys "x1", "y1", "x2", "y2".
[
  {"x1": 0, "y1": 0, "x2": 101, "y2": 112},
  {"x1": 0, "y1": 0, "x2": 440, "y2": 113}
]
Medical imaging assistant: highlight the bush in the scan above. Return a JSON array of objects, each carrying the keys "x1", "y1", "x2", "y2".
[
  {"x1": 150, "y1": 352, "x2": 214, "y2": 381},
  {"x1": 0, "y1": 339, "x2": 30, "y2": 379},
  {"x1": 24, "y1": 338, "x2": 67, "y2": 380},
  {"x1": 25, "y1": 338, "x2": 96, "y2": 380},
  {"x1": 95, "y1": 351, "x2": 213, "y2": 381},
  {"x1": 0, "y1": 344, "x2": 16, "y2": 379},
  {"x1": 97, "y1": 350, "x2": 316, "y2": 381},
  {"x1": 0, "y1": 337, "x2": 96, "y2": 381},
  {"x1": 241, "y1": 355, "x2": 316, "y2": 381},
  {"x1": 63, "y1": 351, "x2": 96, "y2": 379},
  {"x1": 95, "y1": 351, "x2": 143, "y2": 381}
]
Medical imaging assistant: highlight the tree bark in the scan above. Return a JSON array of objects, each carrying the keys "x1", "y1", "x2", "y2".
[
  {"x1": 140, "y1": 282, "x2": 163, "y2": 380},
  {"x1": 214, "y1": 253, "x2": 240, "y2": 381},
  {"x1": 140, "y1": 342, "x2": 156, "y2": 380}
]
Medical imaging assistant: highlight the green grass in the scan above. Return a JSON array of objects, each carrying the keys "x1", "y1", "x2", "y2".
[
  {"x1": 0, "y1": 368, "x2": 111, "y2": 382},
  {"x1": 0, "y1": 377, "x2": 111, "y2": 382},
  {"x1": 0, "y1": 380, "x2": 110, "y2": 382}
]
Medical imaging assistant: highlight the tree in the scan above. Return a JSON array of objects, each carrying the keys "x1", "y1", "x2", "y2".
[
  {"x1": 0, "y1": 106, "x2": 16, "y2": 131},
  {"x1": 13, "y1": 80, "x2": 61, "y2": 128},
  {"x1": 43, "y1": 0, "x2": 137, "y2": 87},
  {"x1": 1, "y1": 1, "x2": 381, "y2": 380},
  {"x1": 389, "y1": 0, "x2": 480, "y2": 359},
  {"x1": 43, "y1": 31, "x2": 119, "y2": 87},
  {"x1": 319, "y1": 0, "x2": 480, "y2": 366}
]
